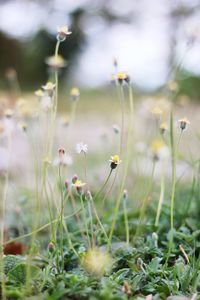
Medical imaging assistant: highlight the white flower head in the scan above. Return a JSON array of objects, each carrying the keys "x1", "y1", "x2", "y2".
[
  {"x1": 76, "y1": 142, "x2": 88, "y2": 154},
  {"x1": 53, "y1": 149, "x2": 73, "y2": 166}
]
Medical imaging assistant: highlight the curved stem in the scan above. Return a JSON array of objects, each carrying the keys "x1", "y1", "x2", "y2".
[{"x1": 93, "y1": 169, "x2": 113, "y2": 201}]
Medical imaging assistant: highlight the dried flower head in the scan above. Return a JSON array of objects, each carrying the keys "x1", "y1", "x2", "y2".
[
  {"x1": 57, "y1": 25, "x2": 72, "y2": 42},
  {"x1": 160, "y1": 122, "x2": 168, "y2": 134},
  {"x1": 4, "y1": 109, "x2": 14, "y2": 118},
  {"x1": 109, "y1": 155, "x2": 122, "y2": 169},
  {"x1": 60, "y1": 115, "x2": 70, "y2": 127},
  {"x1": 151, "y1": 139, "x2": 169, "y2": 161},
  {"x1": 76, "y1": 142, "x2": 88, "y2": 154},
  {"x1": 35, "y1": 89, "x2": 45, "y2": 98},
  {"x1": 112, "y1": 124, "x2": 120, "y2": 134},
  {"x1": 45, "y1": 55, "x2": 67, "y2": 69},
  {"x1": 42, "y1": 82, "x2": 56, "y2": 92},
  {"x1": 122, "y1": 281, "x2": 132, "y2": 297},
  {"x1": 178, "y1": 117, "x2": 190, "y2": 131},
  {"x1": 18, "y1": 122, "x2": 27, "y2": 132},
  {"x1": 82, "y1": 248, "x2": 113, "y2": 276},
  {"x1": 123, "y1": 189, "x2": 128, "y2": 199},
  {"x1": 151, "y1": 106, "x2": 163, "y2": 117},
  {"x1": 168, "y1": 80, "x2": 179, "y2": 92},
  {"x1": 70, "y1": 87, "x2": 80, "y2": 101}
]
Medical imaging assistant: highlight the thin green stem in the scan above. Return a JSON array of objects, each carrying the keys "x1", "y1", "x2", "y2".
[
  {"x1": 123, "y1": 197, "x2": 129, "y2": 246},
  {"x1": 93, "y1": 169, "x2": 113, "y2": 201},
  {"x1": 155, "y1": 161, "x2": 165, "y2": 227},
  {"x1": 88, "y1": 199, "x2": 95, "y2": 247},
  {"x1": 167, "y1": 111, "x2": 183, "y2": 262},
  {"x1": 91, "y1": 198, "x2": 109, "y2": 242},
  {"x1": 80, "y1": 194, "x2": 91, "y2": 248},
  {"x1": 58, "y1": 165, "x2": 65, "y2": 273},
  {"x1": 107, "y1": 84, "x2": 134, "y2": 251}
]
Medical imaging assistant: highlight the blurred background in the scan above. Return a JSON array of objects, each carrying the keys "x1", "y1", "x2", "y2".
[{"x1": 0, "y1": 0, "x2": 200, "y2": 96}]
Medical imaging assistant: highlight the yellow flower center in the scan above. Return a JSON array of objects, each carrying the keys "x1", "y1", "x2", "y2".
[
  {"x1": 112, "y1": 155, "x2": 120, "y2": 163},
  {"x1": 117, "y1": 72, "x2": 127, "y2": 80},
  {"x1": 151, "y1": 139, "x2": 165, "y2": 153},
  {"x1": 74, "y1": 180, "x2": 82, "y2": 186},
  {"x1": 70, "y1": 87, "x2": 80, "y2": 97}
]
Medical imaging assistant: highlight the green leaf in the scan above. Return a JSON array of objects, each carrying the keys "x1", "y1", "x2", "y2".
[{"x1": 8, "y1": 263, "x2": 40, "y2": 284}]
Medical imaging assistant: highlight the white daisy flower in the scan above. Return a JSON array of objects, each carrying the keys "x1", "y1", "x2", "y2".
[{"x1": 76, "y1": 142, "x2": 88, "y2": 154}]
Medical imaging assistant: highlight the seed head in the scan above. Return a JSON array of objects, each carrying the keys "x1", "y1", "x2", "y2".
[{"x1": 82, "y1": 248, "x2": 113, "y2": 276}]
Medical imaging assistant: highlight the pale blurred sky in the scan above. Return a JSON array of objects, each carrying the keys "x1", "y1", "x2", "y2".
[{"x1": 0, "y1": 0, "x2": 200, "y2": 90}]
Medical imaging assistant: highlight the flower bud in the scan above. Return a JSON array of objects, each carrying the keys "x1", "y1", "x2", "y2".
[
  {"x1": 72, "y1": 174, "x2": 78, "y2": 184},
  {"x1": 48, "y1": 242, "x2": 55, "y2": 253}
]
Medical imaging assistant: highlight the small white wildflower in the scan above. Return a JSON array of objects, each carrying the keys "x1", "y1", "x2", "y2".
[
  {"x1": 76, "y1": 142, "x2": 88, "y2": 154},
  {"x1": 53, "y1": 149, "x2": 73, "y2": 166}
]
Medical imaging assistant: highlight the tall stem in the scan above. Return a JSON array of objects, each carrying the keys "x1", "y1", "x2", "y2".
[
  {"x1": 0, "y1": 132, "x2": 11, "y2": 300},
  {"x1": 167, "y1": 110, "x2": 182, "y2": 259},
  {"x1": 155, "y1": 161, "x2": 165, "y2": 227},
  {"x1": 107, "y1": 84, "x2": 134, "y2": 251},
  {"x1": 80, "y1": 194, "x2": 91, "y2": 248},
  {"x1": 58, "y1": 165, "x2": 64, "y2": 273}
]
